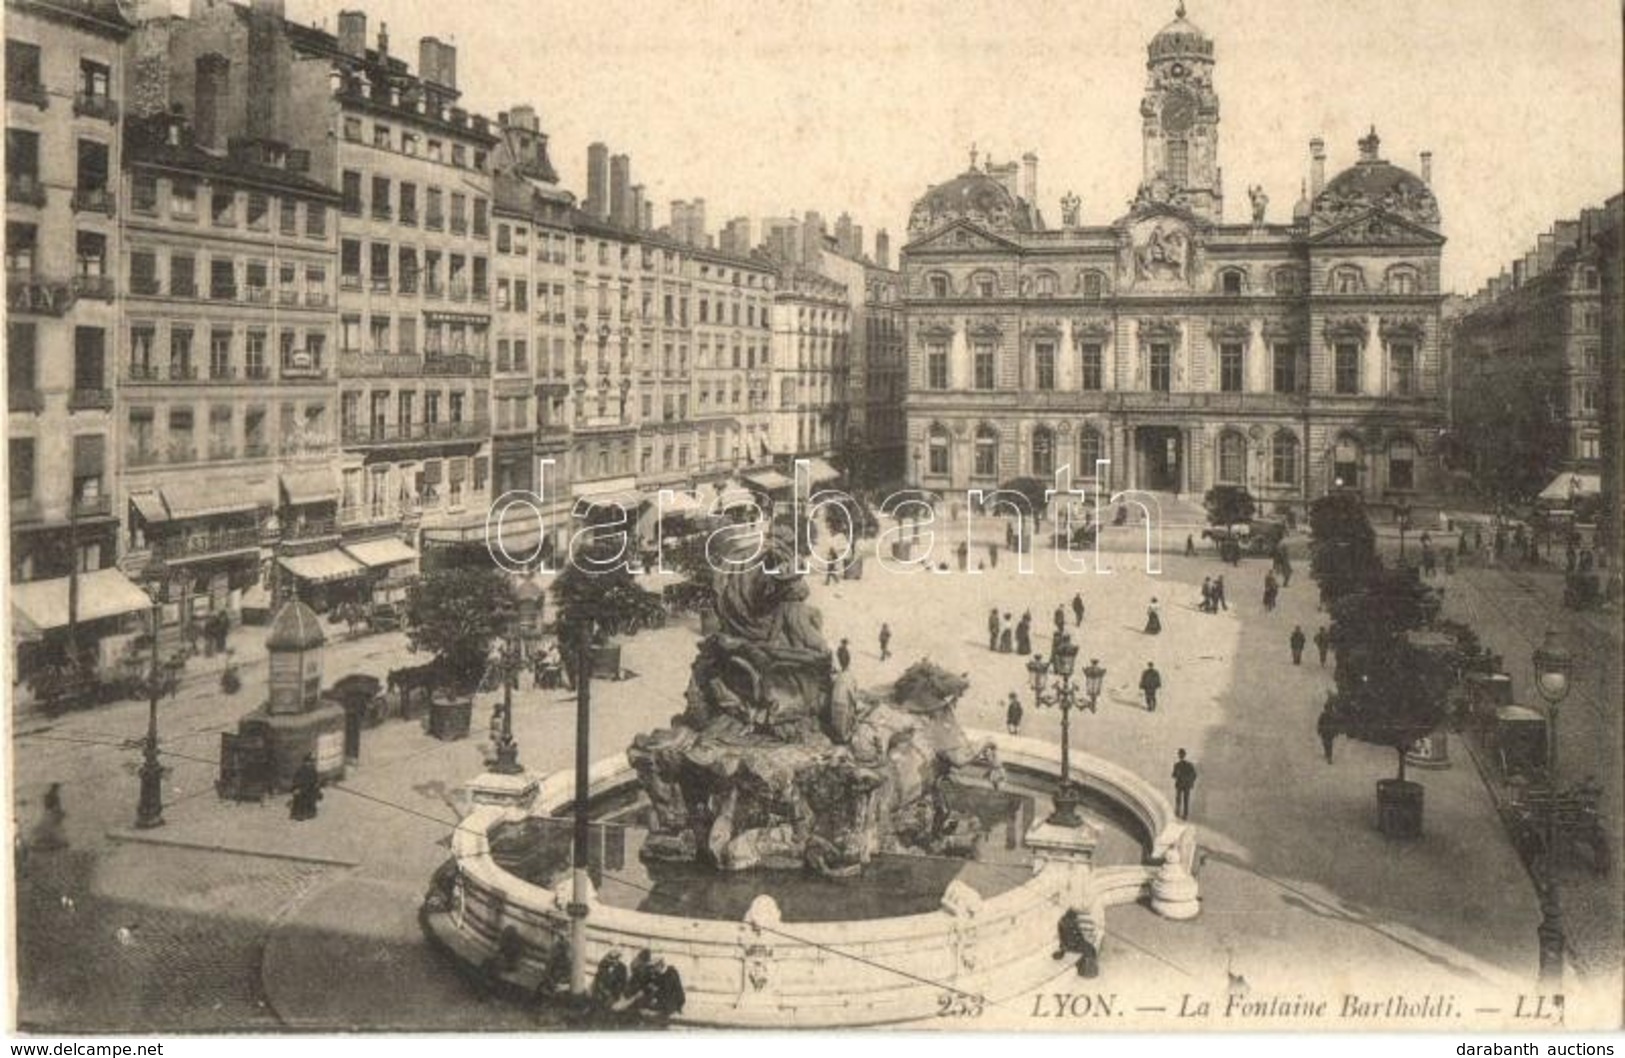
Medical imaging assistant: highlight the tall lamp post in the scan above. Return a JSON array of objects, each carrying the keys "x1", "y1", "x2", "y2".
[
  {"x1": 1026, "y1": 640, "x2": 1102, "y2": 827},
  {"x1": 1531, "y1": 628, "x2": 1572, "y2": 989},
  {"x1": 134, "y1": 595, "x2": 165, "y2": 830}
]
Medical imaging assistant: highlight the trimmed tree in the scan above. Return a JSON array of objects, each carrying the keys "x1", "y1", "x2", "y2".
[
  {"x1": 551, "y1": 537, "x2": 665, "y2": 645},
  {"x1": 1204, "y1": 485, "x2": 1256, "y2": 531},
  {"x1": 1309, "y1": 490, "x2": 1379, "y2": 606},
  {"x1": 405, "y1": 568, "x2": 518, "y2": 693}
]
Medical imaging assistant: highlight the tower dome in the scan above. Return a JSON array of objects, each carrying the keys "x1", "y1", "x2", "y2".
[
  {"x1": 1312, "y1": 127, "x2": 1440, "y2": 228},
  {"x1": 1149, "y1": 2, "x2": 1213, "y2": 64},
  {"x1": 907, "y1": 160, "x2": 1038, "y2": 235}
]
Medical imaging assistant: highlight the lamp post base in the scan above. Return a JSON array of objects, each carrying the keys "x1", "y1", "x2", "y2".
[
  {"x1": 135, "y1": 758, "x2": 165, "y2": 830},
  {"x1": 1047, "y1": 781, "x2": 1085, "y2": 828}
]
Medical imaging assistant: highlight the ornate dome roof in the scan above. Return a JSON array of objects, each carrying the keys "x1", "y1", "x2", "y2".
[
  {"x1": 1149, "y1": 3, "x2": 1213, "y2": 63},
  {"x1": 267, "y1": 599, "x2": 325, "y2": 651},
  {"x1": 1312, "y1": 129, "x2": 1440, "y2": 228},
  {"x1": 908, "y1": 168, "x2": 1035, "y2": 234}
]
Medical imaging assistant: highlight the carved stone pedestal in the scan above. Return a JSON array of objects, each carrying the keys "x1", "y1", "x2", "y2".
[
  {"x1": 464, "y1": 769, "x2": 540, "y2": 811},
  {"x1": 1150, "y1": 846, "x2": 1201, "y2": 920}
]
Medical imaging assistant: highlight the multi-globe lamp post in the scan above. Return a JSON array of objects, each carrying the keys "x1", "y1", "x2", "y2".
[
  {"x1": 1025, "y1": 640, "x2": 1104, "y2": 828},
  {"x1": 1530, "y1": 628, "x2": 1572, "y2": 990},
  {"x1": 134, "y1": 592, "x2": 165, "y2": 830}
]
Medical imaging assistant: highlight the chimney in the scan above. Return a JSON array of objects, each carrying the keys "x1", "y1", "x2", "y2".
[
  {"x1": 1021, "y1": 151, "x2": 1038, "y2": 204},
  {"x1": 585, "y1": 143, "x2": 609, "y2": 220},
  {"x1": 193, "y1": 52, "x2": 230, "y2": 151},
  {"x1": 875, "y1": 229, "x2": 890, "y2": 270},
  {"x1": 337, "y1": 10, "x2": 366, "y2": 57},
  {"x1": 1309, "y1": 137, "x2": 1326, "y2": 198},
  {"x1": 1419, "y1": 150, "x2": 1432, "y2": 186},
  {"x1": 609, "y1": 154, "x2": 631, "y2": 227},
  {"x1": 642, "y1": 200, "x2": 653, "y2": 232},
  {"x1": 419, "y1": 37, "x2": 456, "y2": 89},
  {"x1": 376, "y1": 21, "x2": 388, "y2": 58},
  {"x1": 249, "y1": 0, "x2": 285, "y2": 19},
  {"x1": 509, "y1": 104, "x2": 537, "y2": 131},
  {"x1": 631, "y1": 185, "x2": 645, "y2": 231}
]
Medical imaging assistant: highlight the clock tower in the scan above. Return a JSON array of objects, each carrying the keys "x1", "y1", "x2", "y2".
[{"x1": 1137, "y1": 2, "x2": 1222, "y2": 222}]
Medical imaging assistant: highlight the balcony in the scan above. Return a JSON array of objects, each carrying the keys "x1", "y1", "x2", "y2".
[
  {"x1": 73, "y1": 494, "x2": 112, "y2": 519},
  {"x1": 339, "y1": 351, "x2": 423, "y2": 376},
  {"x1": 10, "y1": 497, "x2": 42, "y2": 523},
  {"x1": 400, "y1": 209, "x2": 418, "y2": 227},
  {"x1": 130, "y1": 276, "x2": 161, "y2": 296},
  {"x1": 245, "y1": 363, "x2": 271, "y2": 381},
  {"x1": 370, "y1": 276, "x2": 392, "y2": 294},
  {"x1": 7, "y1": 174, "x2": 46, "y2": 207},
  {"x1": 283, "y1": 516, "x2": 337, "y2": 542},
  {"x1": 152, "y1": 526, "x2": 262, "y2": 563},
  {"x1": 69, "y1": 274, "x2": 114, "y2": 301},
  {"x1": 8, "y1": 387, "x2": 43, "y2": 413},
  {"x1": 167, "y1": 445, "x2": 198, "y2": 464},
  {"x1": 450, "y1": 218, "x2": 468, "y2": 235},
  {"x1": 280, "y1": 354, "x2": 327, "y2": 381},
  {"x1": 340, "y1": 418, "x2": 488, "y2": 446},
  {"x1": 243, "y1": 441, "x2": 270, "y2": 458},
  {"x1": 167, "y1": 363, "x2": 198, "y2": 381},
  {"x1": 73, "y1": 92, "x2": 119, "y2": 122},
  {"x1": 340, "y1": 274, "x2": 363, "y2": 292},
  {"x1": 207, "y1": 444, "x2": 237, "y2": 462},
  {"x1": 68, "y1": 388, "x2": 114, "y2": 411},
  {"x1": 305, "y1": 291, "x2": 329, "y2": 307},
  {"x1": 398, "y1": 274, "x2": 419, "y2": 294},
  {"x1": 125, "y1": 447, "x2": 160, "y2": 468},
  {"x1": 424, "y1": 279, "x2": 445, "y2": 299},
  {"x1": 423, "y1": 353, "x2": 490, "y2": 376},
  {"x1": 448, "y1": 280, "x2": 469, "y2": 302},
  {"x1": 278, "y1": 288, "x2": 300, "y2": 305},
  {"x1": 208, "y1": 365, "x2": 236, "y2": 381},
  {"x1": 6, "y1": 78, "x2": 48, "y2": 109},
  {"x1": 371, "y1": 206, "x2": 392, "y2": 222},
  {"x1": 171, "y1": 280, "x2": 199, "y2": 298},
  {"x1": 210, "y1": 284, "x2": 238, "y2": 302},
  {"x1": 244, "y1": 286, "x2": 271, "y2": 304},
  {"x1": 473, "y1": 284, "x2": 489, "y2": 300},
  {"x1": 425, "y1": 213, "x2": 445, "y2": 232},
  {"x1": 71, "y1": 186, "x2": 115, "y2": 215}
]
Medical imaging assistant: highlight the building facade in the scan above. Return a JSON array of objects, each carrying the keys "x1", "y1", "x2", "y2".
[
  {"x1": 861, "y1": 265, "x2": 907, "y2": 487},
  {"x1": 1447, "y1": 197, "x2": 1620, "y2": 506},
  {"x1": 769, "y1": 266, "x2": 849, "y2": 460},
  {"x1": 7, "y1": 0, "x2": 144, "y2": 678},
  {"x1": 902, "y1": 7, "x2": 1446, "y2": 514}
]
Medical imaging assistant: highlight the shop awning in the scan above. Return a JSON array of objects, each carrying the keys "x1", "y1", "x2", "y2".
[
  {"x1": 279, "y1": 550, "x2": 365, "y2": 583},
  {"x1": 1537, "y1": 472, "x2": 1601, "y2": 503},
  {"x1": 741, "y1": 469, "x2": 793, "y2": 492},
  {"x1": 281, "y1": 468, "x2": 340, "y2": 506},
  {"x1": 801, "y1": 457, "x2": 842, "y2": 486},
  {"x1": 129, "y1": 490, "x2": 169, "y2": 525},
  {"x1": 573, "y1": 489, "x2": 645, "y2": 513},
  {"x1": 11, "y1": 568, "x2": 153, "y2": 631},
  {"x1": 342, "y1": 537, "x2": 419, "y2": 568},
  {"x1": 651, "y1": 490, "x2": 706, "y2": 516},
  {"x1": 162, "y1": 478, "x2": 265, "y2": 520}
]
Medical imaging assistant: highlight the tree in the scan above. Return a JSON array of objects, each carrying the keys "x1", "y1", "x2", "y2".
[
  {"x1": 1308, "y1": 491, "x2": 1378, "y2": 606},
  {"x1": 551, "y1": 537, "x2": 665, "y2": 645},
  {"x1": 405, "y1": 568, "x2": 518, "y2": 693},
  {"x1": 1203, "y1": 485, "x2": 1256, "y2": 531}
]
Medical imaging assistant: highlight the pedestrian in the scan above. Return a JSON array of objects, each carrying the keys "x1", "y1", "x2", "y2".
[
  {"x1": 1458, "y1": 530, "x2": 1469, "y2": 556},
  {"x1": 957, "y1": 541, "x2": 969, "y2": 571},
  {"x1": 289, "y1": 754, "x2": 322, "y2": 821},
  {"x1": 989, "y1": 542, "x2": 1000, "y2": 569},
  {"x1": 1015, "y1": 612, "x2": 1033, "y2": 655},
  {"x1": 1053, "y1": 908, "x2": 1099, "y2": 978},
  {"x1": 591, "y1": 950, "x2": 629, "y2": 1009},
  {"x1": 1289, "y1": 625, "x2": 1306, "y2": 665},
  {"x1": 1053, "y1": 605, "x2": 1067, "y2": 639},
  {"x1": 1421, "y1": 544, "x2": 1436, "y2": 579},
  {"x1": 1143, "y1": 598, "x2": 1162, "y2": 636},
  {"x1": 1200, "y1": 576, "x2": 1214, "y2": 613},
  {"x1": 1277, "y1": 548, "x2": 1293, "y2": 587},
  {"x1": 1566, "y1": 543, "x2": 1578, "y2": 574},
  {"x1": 1313, "y1": 625, "x2": 1330, "y2": 666},
  {"x1": 32, "y1": 782, "x2": 68, "y2": 851},
  {"x1": 1185, "y1": 533, "x2": 1197, "y2": 557},
  {"x1": 1316, "y1": 705, "x2": 1339, "y2": 763},
  {"x1": 1139, "y1": 661, "x2": 1162, "y2": 711},
  {"x1": 1171, "y1": 749, "x2": 1196, "y2": 820},
  {"x1": 1071, "y1": 593, "x2": 1085, "y2": 626},
  {"x1": 878, "y1": 623, "x2": 892, "y2": 661},
  {"x1": 999, "y1": 613, "x2": 1014, "y2": 654},
  {"x1": 1213, "y1": 575, "x2": 1228, "y2": 612},
  {"x1": 988, "y1": 608, "x2": 1000, "y2": 652},
  {"x1": 1262, "y1": 571, "x2": 1278, "y2": 612},
  {"x1": 824, "y1": 547, "x2": 841, "y2": 586},
  {"x1": 1442, "y1": 548, "x2": 1456, "y2": 576},
  {"x1": 1006, "y1": 692, "x2": 1024, "y2": 735},
  {"x1": 1473, "y1": 526, "x2": 1483, "y2": 553},
  {"x1": 836, "y1": 638, "x2": 852, "y2": 672}
]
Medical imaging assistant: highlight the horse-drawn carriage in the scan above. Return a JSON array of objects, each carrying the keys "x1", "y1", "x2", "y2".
[{"x1": 1506, "y1": 779, "x2": 1610, "y2": 877}]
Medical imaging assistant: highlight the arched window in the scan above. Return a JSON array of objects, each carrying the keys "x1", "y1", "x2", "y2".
[
  {"x1": 1034, "y1": 271, "x2": 1058, "y2": 299},
  {"x1": 1220, "y1": 269, "x2": 1245, "y2": 296},
  {"x1": 1217, "y1": 431, "x2": 1248, "y2": 484},
  {"x1": 971, "y1": 271, "x2": 998, "y2": 298},
  {"x1": 1332, "y1": 266, "x2": 1364, "y2": 295},
  {"x1": 1081, "y1": 271, "x2": 1105, "y2": 300},
  {"x1": 1386, "y1": 266, "x2": 1418, "y2": 295},
  {"x1": 1032, "y1": 426, "x2": 1055, "y2": 477},
  {"x1": 1077, "y1": 427, "x2": 1104, "y2": 478},
  {"x1": 1333, "y1": 435, "x2": 1362, "y2": 489},
  {"x1": 1388, "y1": 436, "x2": 1416, "y2": 491},
  {"x1": 927, "y1": 426, "x2": 950, "y2": 476},
  {"x1": 1272, "y1": 267, "x2": 1299, "y2": 296},
  {"x1": 1271, "y1": 431, "x2": 1299, "y2": 485},
  {"x1": 927, "y1": 273, "x2": 950, "y2": 298},
  {"x1": 973, "y1": 425, "x2": 999, "y2": 478}
]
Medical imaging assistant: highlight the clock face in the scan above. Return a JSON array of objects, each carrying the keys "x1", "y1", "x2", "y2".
[
  {"x1": 1169, "y1": 62, "x2": 1187, "y2": 78},
  {"x1": 1162, "y1": 91, "x2": 1196, "y2": 134}
]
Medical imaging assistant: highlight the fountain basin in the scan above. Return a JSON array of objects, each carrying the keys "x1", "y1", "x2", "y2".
[{"x1": 423, "y1": 730, "x2": 1197, "y2": 1027}]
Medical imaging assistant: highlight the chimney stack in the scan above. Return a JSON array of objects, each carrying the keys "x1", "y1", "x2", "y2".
[
  {"x1": 1309, "y1": 137, "x2": 1326, "y2": 199},
  {"x1": 193, "y1": 52, "x2": 230, "y2": 150},
  {"x1": 630, "y1": 186, "x2": 646, "y2": 231},
  {"x1": 609, "y1": 154, "x2": 631, "y2": 227},
  {"x1": 642, "y1": 200, "x2": 654, "y2": 232},
  {"x1": 337, "y1": 10, "x2": 366, "y2": 57},
  {"x1": 585, "y1": 143, "x2": 609, "y2": 220},
  {"x1": 1021, "y1": 151, "x2": 1039, "y2": 204},
  {"x1": 376, "y1": 21, "x2": 388, "y2": 58},
  {"x1": 1419, "y1": 150, "x2": 1432, "y2": 186},
  {"x1": 875, "y1": 229, "x2": 890, "y2": 270},
  {"x1": 418, "y1": 37, "x2": 457, "y2": 89}
]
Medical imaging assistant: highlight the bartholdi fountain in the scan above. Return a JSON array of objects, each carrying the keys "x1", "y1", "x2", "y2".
[{"x1": 423, "y1": 526, "x2": 1200, "y2": 1026}]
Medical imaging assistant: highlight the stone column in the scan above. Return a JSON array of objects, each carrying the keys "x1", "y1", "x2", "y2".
[
  {"x1": 1247, "y1": 319, "x2": 1267, "y2": 393},
  {"x1": 1363, "y1": 313, "x2": 1383, "y2": 396},
  {"x1": 1122, "y1": 319, "x2": 1139, "y2": 391},
  {"x1": 1059, "y1": 319, "x2": 1076, "y2": 391},
  {"x1": 950, "y1": 317, "x2": 969, "y2": 391}
]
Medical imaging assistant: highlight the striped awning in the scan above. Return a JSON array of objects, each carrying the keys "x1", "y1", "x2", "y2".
[
  {"x1": 801, "y1": 457, "x2": 842, "y2": 486},
  {"x1": 279, "y1": 550, "x2": 365, "y2": 583},
  {"x1": 11, "y1": 569, "x2": 152, "y2": 630},
  {"x1": 342, "y1": 537, "x2": 418, "y2": 568},
  {"x1": 741, "y1": 469, "x2": 793, "y2": 492},
  {"x1": 162, "y1": 478, "x2": 265, "y2": 520},
  {"x1": 129, "y1": 490, "x2": 168, "y2": 525}
]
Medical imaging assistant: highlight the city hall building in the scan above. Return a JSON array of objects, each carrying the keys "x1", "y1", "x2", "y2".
[{"x1": 901, "y1": 4, "x2": 1447, "y2": 516}]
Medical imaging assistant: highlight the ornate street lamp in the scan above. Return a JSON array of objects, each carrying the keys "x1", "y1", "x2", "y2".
[
  {"x1": 134, "y1": 593, "x2": 165, "y2": 830},
  {"x1": 1531, "y1": 628, "x2": 1572, "y2": 990},
  {"x1": 1028, "y1": 637, "x2": 1088, "y2": 828}
]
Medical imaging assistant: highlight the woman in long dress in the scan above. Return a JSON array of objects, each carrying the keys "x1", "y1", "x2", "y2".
[{"x1": 1144, "y1": 597, "x2": 1162, "y2": 635}]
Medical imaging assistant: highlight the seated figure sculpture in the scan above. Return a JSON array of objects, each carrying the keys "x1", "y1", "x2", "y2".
[{"x1": 629, "y1": 523, "x2": 997, "y2": 876}]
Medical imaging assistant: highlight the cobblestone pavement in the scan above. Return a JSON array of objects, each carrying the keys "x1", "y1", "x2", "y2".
[{"x1": 12, "y1": 844, "x2": 337, "y2": 1032}]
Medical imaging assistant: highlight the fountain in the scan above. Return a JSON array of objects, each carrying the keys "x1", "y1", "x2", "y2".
[{"x1": 422, "y1": 526, "x2": 1200, "y2": 1026}]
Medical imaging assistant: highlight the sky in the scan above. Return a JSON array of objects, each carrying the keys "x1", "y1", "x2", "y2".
[{"x1": 272, "y1": 0, "x2": 1623, "y2": 294}]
